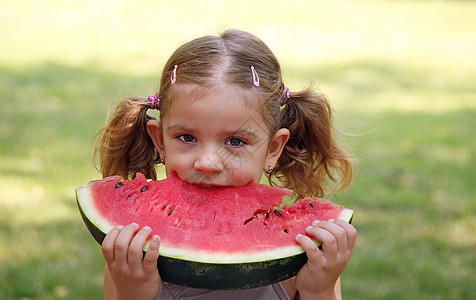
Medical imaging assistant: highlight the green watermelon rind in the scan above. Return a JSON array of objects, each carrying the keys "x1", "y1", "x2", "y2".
[{"x1": 76, "y1": 181, "x2": 354, "y2": 290}]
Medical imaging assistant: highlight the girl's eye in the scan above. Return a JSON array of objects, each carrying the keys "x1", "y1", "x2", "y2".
[
  {"x1": 178, "y1": 134, "x2": 196, "y2": 143},
  {"x1": 227, "y1": 137, "x2": 246, "y2": 147}
]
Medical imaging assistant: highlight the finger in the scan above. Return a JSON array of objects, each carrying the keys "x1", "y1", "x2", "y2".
[
  {"x1": 333, "y1": 219, "x2": 357, "y2": 253},
  {"x1": 313, "y1": 220, "x2": 348, "y2": 255},
  {"x1": 128, "y1": 226, "x2": 153, "y2": 272},
  {"x1": 101, "y1": 225, "x2": 123, "y2": 264},
  {"x1": 114, "y1": 223, "x2": 140, "y2": 266},
  {"x1": 143, "y1": 235, "x2": 161, "y2": 275},
  {"x1": 295, "y1": 233, "x2": 324, "y2": 264},
  {"x1": 306, "y1": 223, "x2": 339, "y2": 259}
]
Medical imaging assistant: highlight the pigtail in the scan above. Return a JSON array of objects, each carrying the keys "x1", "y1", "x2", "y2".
[
  {"x1": 273, "y1": 88, "x2": 354, "y2": 200},
  {"x1": 94, "y1": 97, "x2": 160, "y2": 180}
]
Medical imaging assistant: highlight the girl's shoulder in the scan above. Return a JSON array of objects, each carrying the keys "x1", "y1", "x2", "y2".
[{"x1": 159, "y1": 281, "x2": 290, "y2": 300}]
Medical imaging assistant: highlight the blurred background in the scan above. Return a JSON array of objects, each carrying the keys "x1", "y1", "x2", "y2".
[{"x1": 1, "y1": 0, "x2": 475, "y2": 299}]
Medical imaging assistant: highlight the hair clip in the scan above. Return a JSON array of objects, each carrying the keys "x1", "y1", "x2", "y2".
[
  {"x1": 281, "y1": 87, "x2": 291, "y2": 106},
  {"x1": 171, "y1": 65, "x2": 177, "y2": 85},
  {"x1": 148, "y1": 93, "x2": 160, "y2": 110},
  {"x1": 251, "y1": 66, "x2": 259, "y2": 87}
]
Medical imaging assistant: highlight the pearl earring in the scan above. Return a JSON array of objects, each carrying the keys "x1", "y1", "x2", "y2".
[{"x1": 266, "y1": 165, "x2": 273, "y2": 174}]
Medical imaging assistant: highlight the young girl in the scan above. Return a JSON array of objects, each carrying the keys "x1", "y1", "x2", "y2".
[{"x1": 95, "y1": 29, "x2": 357, "y2": 300}]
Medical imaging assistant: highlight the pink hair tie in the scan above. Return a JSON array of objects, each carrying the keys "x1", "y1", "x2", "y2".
[
  {"x1": 281, "y1": 87, "x2": 291, "y2": 106},
  {"x1": 148, "y1": 93, "x2": 160, "y2": 110}
]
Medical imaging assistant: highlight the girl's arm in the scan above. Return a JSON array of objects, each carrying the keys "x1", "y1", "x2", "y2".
[
  {"x1": 334, "y1": 277, "x2": 342, "y2": 299},
  {"x1": 298, "y1": 278, "x2": 341, "y2": 300},
  {"x1": 102, "y1": 223, "x2": 162, "y2": 300},
  {"x1": 282, "y1": 276, "x2": 341, "y2": 300},
  {"x1": 105, "y1": 266, "x2": 118, "y2": 299}
]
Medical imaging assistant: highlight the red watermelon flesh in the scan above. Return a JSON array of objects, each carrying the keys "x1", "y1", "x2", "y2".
[{"x1": 77, "y1": 172, "x2": 353, "y2": 264}]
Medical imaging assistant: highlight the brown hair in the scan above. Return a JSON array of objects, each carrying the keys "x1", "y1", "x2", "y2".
[
  {"x1": 273, "y1": 89, "x2": 354, "y2": 199},
  {"x1": 95, "y1": 29, "x2": 353, "y2": 199},
  {"x1": 94, "y1": 97, "x2": 160, "y2": 180}
]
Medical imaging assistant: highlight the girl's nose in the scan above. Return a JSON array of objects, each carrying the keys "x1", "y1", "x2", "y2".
[{"x1": 193, "y1": 148, "x2": 224, "y2": 173}]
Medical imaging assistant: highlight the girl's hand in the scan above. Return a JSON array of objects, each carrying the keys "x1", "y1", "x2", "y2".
[
  {"x1": 294, "y1": 219, "x2": 357, "y2": 299},
  {"x1": 102, "y1": 223, "x2": 162, "y2": 300}
]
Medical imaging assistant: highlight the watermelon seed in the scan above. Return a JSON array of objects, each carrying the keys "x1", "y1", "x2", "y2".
[
  {"x1": 284, "y1": 229, "x2": 289, "y2": 233},
  {"x1": 115, "y1": 182, "x2": 122, "y2": 188},
  {"x1": 141, "y1": 186, "x2": 148, "y2": 192},
  {"x1": 244, "y1": 217, "x2": 254, "y2": 225},
  {"x1": 168, "y1": 208, "x2": 174, "y2": 216},
  {"x1": 265, "y1": 212, "x2": 269, "y2": 219},
  {"x1": 275, "y1": 210, "x2": 282, "y2": 218},
  {"x1": 162, "y1": 203, "x2": 169, "y2": 210},
  {"x1": 309, "y1": 202, "x2": 313, "y2": 208}
]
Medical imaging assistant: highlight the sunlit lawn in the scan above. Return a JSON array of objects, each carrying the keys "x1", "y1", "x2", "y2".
[{"x1": 1, "y1": 0, "x2": 475, "y2": 299}]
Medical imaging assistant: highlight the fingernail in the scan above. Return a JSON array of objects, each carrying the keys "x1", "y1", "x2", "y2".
[
  {"x1": 143, "y1": 226, "x2": 151, "y2": 231},
  {"x1": 306, "y1": 226, "x2": 313, "y2": 232},
  {"x1": 116, "y1": 225, "x2": 124, "y2": 230},
  {"x1": 329, "y1": 219, "x2": 336, "y2": 223},
  {"x1": 312, "y1": 220, "x2": 321, "y2": 226},
  {"x1": 151, "y1": 235, "x2": 160, "y2": 244},
  {"x1": 295, "y1": 234, "x2": 303, "y2": 239},
  {"x1": 131, "y1": 222, "x2": 139, "y2": 227}
]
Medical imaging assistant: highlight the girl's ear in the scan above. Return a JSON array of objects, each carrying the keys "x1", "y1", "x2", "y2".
[
  {"x1": 146, "y1": 120, "x2": 165, "y2": 155},
  {"x1": 264, "y1": 128, "x2": 290, "y2": 172}
]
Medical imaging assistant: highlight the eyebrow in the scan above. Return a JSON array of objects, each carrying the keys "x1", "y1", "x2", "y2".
[
  {"x1": 227, "y1": 128, "x2": 260, "y2": 140},
  {"x1": 166, "y1": 125, "x2": 193, "y2": 132},
  {"x1": 166, "y1": 125, "x2": 199, "y2": 137}
]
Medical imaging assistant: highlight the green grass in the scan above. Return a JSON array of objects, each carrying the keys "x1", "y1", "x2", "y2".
[{"x1": 1, "y1": 0, "x2": 475, "y2": 299}]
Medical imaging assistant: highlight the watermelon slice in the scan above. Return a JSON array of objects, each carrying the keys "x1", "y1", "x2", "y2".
[{"x1": 76, "y1": 173, "x2": 353, "y2": 290}]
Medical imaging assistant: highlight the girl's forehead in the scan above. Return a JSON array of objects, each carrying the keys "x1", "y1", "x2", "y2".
[
  {"x1": 163, "y1": 83, "x2": 272, "y2": 135},
  {"x1": 167, "y1": 83, "x2": 262, "y2": 109}
]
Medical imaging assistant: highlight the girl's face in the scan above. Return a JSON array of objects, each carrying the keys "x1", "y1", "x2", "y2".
[{"x1": 148, "y1": 84, "x2": 289, "y2": 188}]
